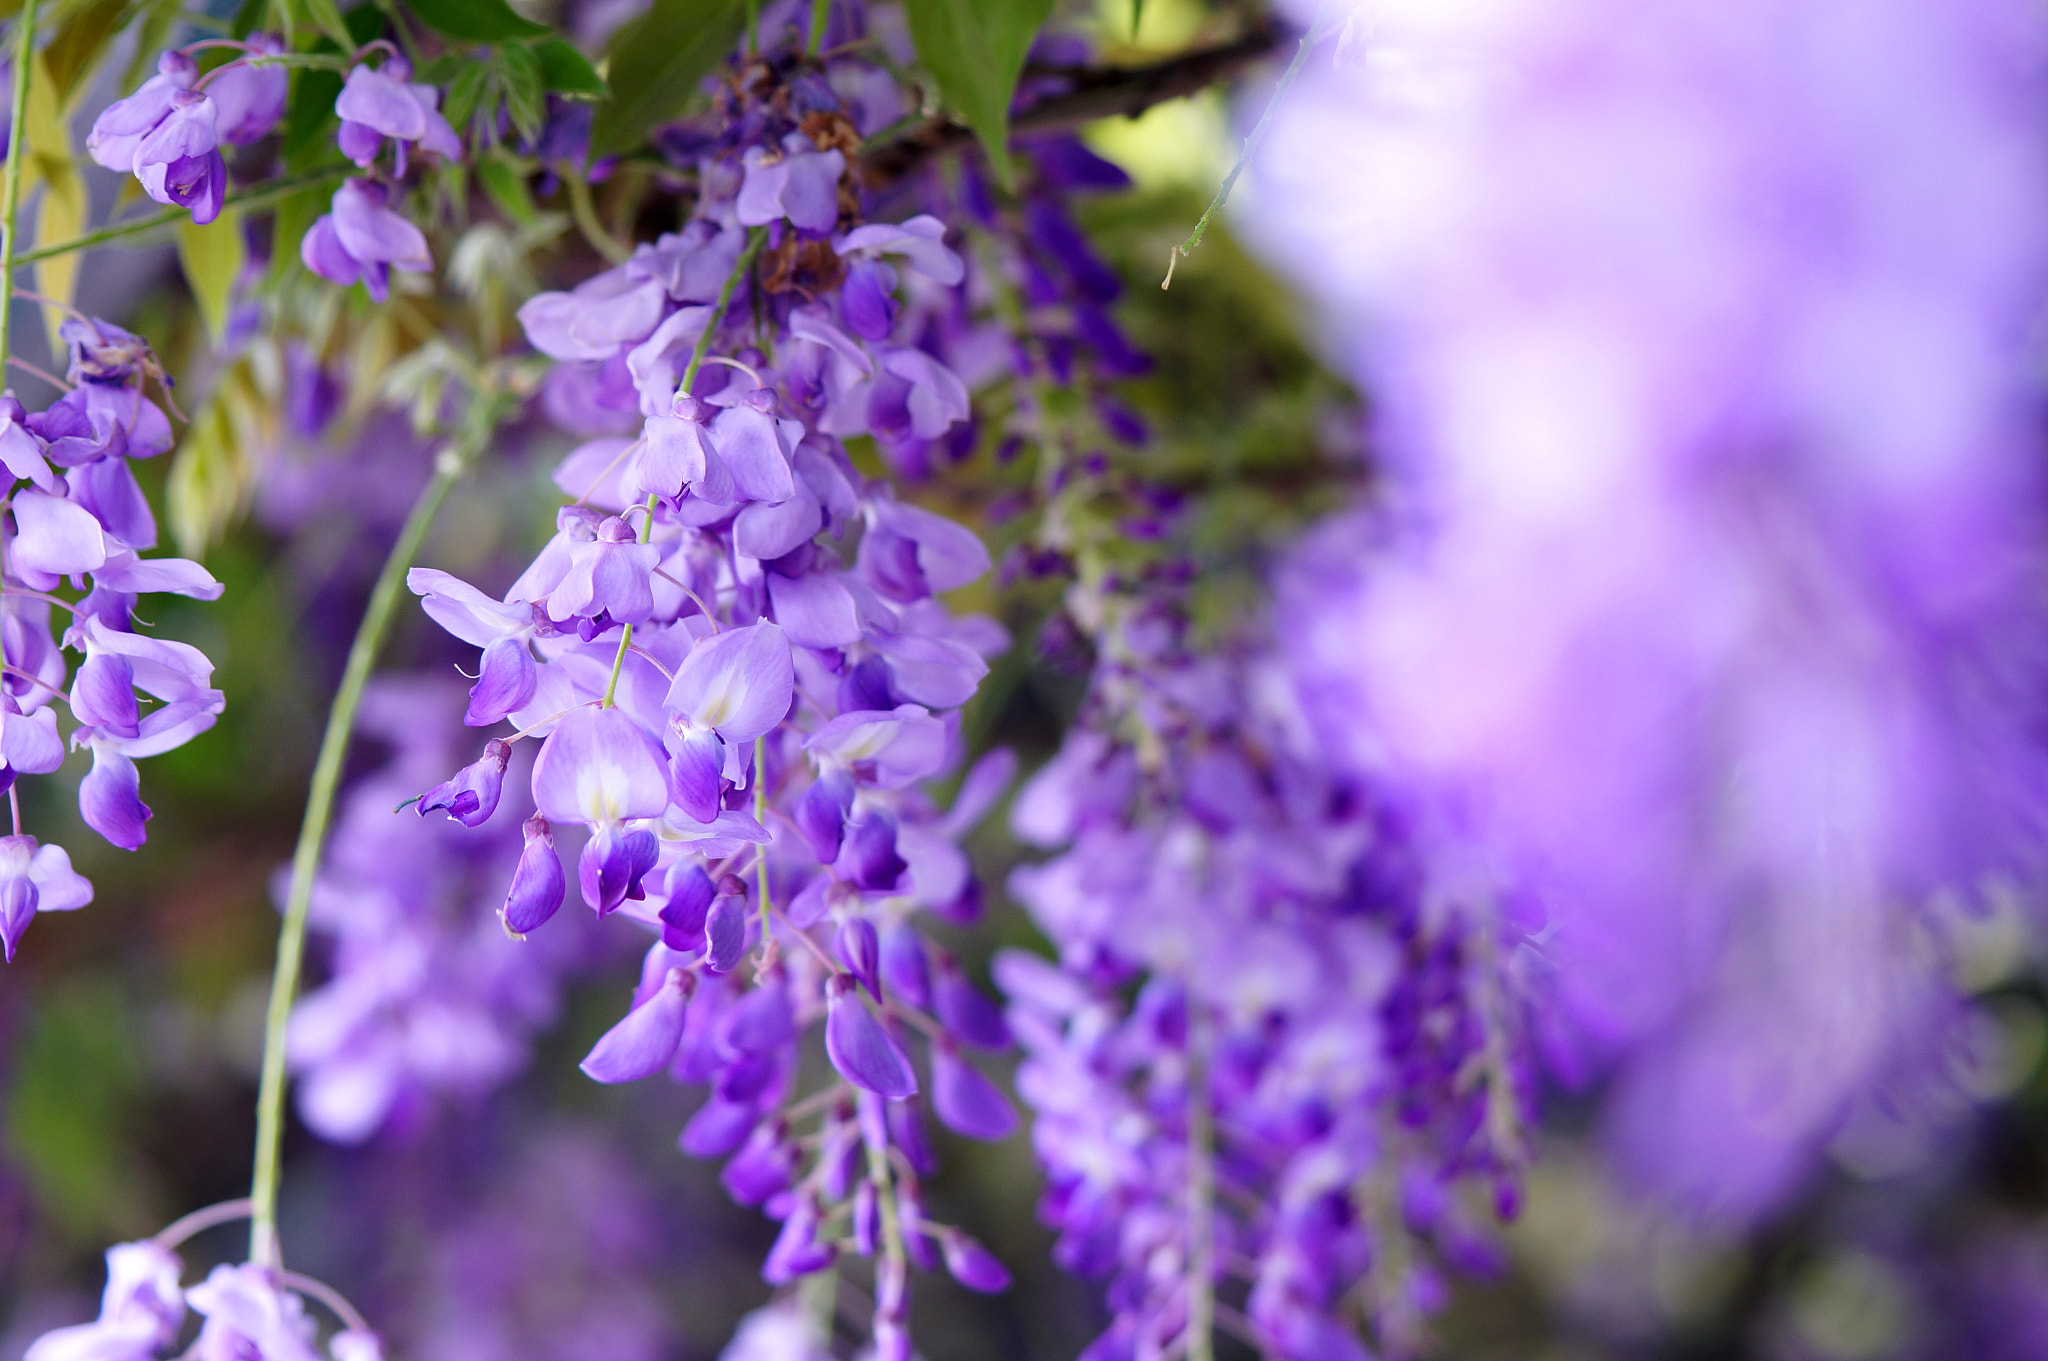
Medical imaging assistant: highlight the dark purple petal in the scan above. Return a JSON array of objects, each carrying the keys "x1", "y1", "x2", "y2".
[
  {"x1": 794, "y1": 768, "x2": 852, "y2": 862},
  {"x1": 417, "y1": 738, "x2": 510, "y2": 828},
  {"x1": 70, "y1": 652, "x2": 138, "y2": 738},
  {"x1": 578, "y1": 824, "x2": 659, "y2": 916},
  {"x1": 838, "y1": 811, "x2": 905, "y2": 892},
  {"x1": 932, "y1": 1038, "x2": 1018, "y2": 1141},
  {"x1": 704, "y1": 887, "x2": 750, "y2": 974},
  {"x1": 824, "y1": 974, "x2": 916, "y2": 1099},
  {"x1": 935, "y1": 952, "x2": 1010, "y2": 1049},
  {"x1": 835, "y1": 917, "x2": 881, "y2": 1002},
  {"x1": 880, "y1": 926, "x2": 931, "y2": 1011},
  {"x1": 679, "y1": 1097, "x2": 757, "y2": 1156},
  {"x1": 886, "y1": 1095, "x2": 938, "y2": 1177},
  {"x1": 659, "y1": 863, "x2": 715, "y2": 952}
]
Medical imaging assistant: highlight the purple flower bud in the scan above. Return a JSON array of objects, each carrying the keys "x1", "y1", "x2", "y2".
[
  {"x1": 886, "y1": 1095, "x2": 939, "y2": 1178},
  {"x1": 931, "y1": 1037, "x2": 1018, "y2": 1141},
  {"x1": 466, "y1": 635, "x2": 536, "y2": 726},
  {"x1": 417, "y1": 738, "x2": 510, "y2": 828},
  {"x1": 895, "y1": 1180, "x2": 940, "y2": 1270},
  {"x1": 795, "y1": 768, "x2": 854, "y2": 863},
  {"x1": 660, "y1": 862, "x2": 715, "y2": 952},
  {"x1": 880, "y1": 925, "x2": 932, "y2": 1011},
  {"x1": 80, "y1": 745, "x2": 150, "y2": 850},
  {"x1": 704, "y1": 883, "x2": 750, "y2": 973},
  {"x1": 853, "y1": 1180, "x2": 880, "y2": 1256},
  {"x1": 133, "y1": 90, "x2": 225, "y2": 223},
  {"x1": 938, "y1": 1229, "x2": 1011, "y2": 1294},
  {"x1": 578, "y1": 824, "x2": 659, "y2": 916},
  {"x1": 679, "y1": 1095, "x2": 757, "y2": 1157},
  {"x1": 835, "y1": 918, "x2": 882, "y2": 1002},
  {"x1": 580, "y1": 967, "x2": 693, "y2": 1082},
  {"x1": 824, "y1": 974, "x2": 916, "y2": 1099},
  {"x1": 666, "y1": 723, "x2": 726, "y2": 824},
  {"x1": 838, "y1": 811, "x2": 905, "y2": 892},
  {"x1": 721, "y1": 1119, "x2": 796, "y2": 1205},
  {"x1": 502, "y1": 814, "x2": 566, "y2": 934},
  {"x1": 762, "y1": 1198, "x2": 835, "y2": 1283},
  {"x1": 551, "y1": 517, "x2": 659, "y2": 624},
  {"x1": 934, "y1": 951, "x2": 1010, "y2": 1049}
]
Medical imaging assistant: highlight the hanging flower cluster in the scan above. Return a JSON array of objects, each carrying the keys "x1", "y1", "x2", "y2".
[
  {"x1": 403, "y1": 16, "x2": 1020, "y2": 1355},
  {"x1": 0, "y1": 317, "x2": 225, "y2": 960},
  {"x1": 25, "y1": 1234, "x2": 382, "y2": 1361},
  {"x1": 1002, "y1": 583, "x2": 1536, "y2": 1361}
]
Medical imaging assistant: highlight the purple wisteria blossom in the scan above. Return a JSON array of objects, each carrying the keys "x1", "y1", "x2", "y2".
[
  {"x1": 301, "y1": 179, "x2": 433, "y2": 303},
  {"x1": 403, "y1": 20, "x2": 1021, "y2": 1356},
  {"x1": 1005, "y1": 606, "x2": 1533, "y2": 1361},
  {"x1": 84, "y1": 38, "x2": 289, "y2": 223},
  {"x1": 0, "y1": 314, "x2": 224, "y2": 959},
  {"x1": 1254, "y1": 0, "x2": 2048, "y2": 1219},
  {"x1": 334, "y1": 54, "x2": 461, "y2": 176},
  {"x1": 23, "y1": 1239, "x2": 380, "y2": 1361}
]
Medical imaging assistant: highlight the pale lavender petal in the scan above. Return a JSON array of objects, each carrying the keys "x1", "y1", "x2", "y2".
[
  {"x1": 824, "y1": 975, "x2": 916, "y2": 1098},
  {"x1": 530, "y1": 704, "x2": 671, "y2": 824},
  {"x1": 12, "y1": 489, "x2": 108, "y2": 577},
  {"x1": 665, "y1": 621, "x2": 795, "y2": 742},
  {"x1": 580, "y1": 968, "x2": 692, "y2": 1081},
  {"x1": 80, "y1": 744, "x2": 150, "y2": 850},
  {"x1": 767, "y1": 570, "x2": 861, "y2": 648}
]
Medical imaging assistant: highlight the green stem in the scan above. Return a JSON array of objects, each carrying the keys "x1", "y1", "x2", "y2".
[
  {"x1": 599, "y1": 227, "x2": 766, "y2": 709},
  {"x1": 1160, "y1": 13, "x2": 1327, "y2": 290},
  {"x1": 247, "y1": 401, "x2": 502, "y2": 1267},
  {"x1": 806, "y1": 0, "x2": 829, "y2": 56},
  {"x1": 0, "y1": 0, "x2": 41, "y2": 373},
  {"x1": 1185, "y1": 1005, "x2": 1216, "y2": 1361},
  {"x1": 13, "y1": 166, "x2": 350, "y2": 268},
  {"x1": 566, "y1": 171, "x2": 630, "y2": 266}
]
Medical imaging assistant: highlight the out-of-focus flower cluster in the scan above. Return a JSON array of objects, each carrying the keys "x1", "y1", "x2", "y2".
[
  {"x1": 286, "y1": 678, "x2": 600, "y2": 1143},
  {"x1": 1003, "y1": 591, "x2": 1536, "y2": 1361},
  {"x1": 0, "y1": 319, "x2": 226, "y2": 960},
  {"x1": 25, "y1": 1237, "x2": 382, "y2": 1361},
  {"x1": 1254, "y1": 0, "x2": 2048, "y2": 1223}
]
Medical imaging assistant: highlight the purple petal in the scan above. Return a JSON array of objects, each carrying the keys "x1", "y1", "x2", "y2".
[
  {"x1": 417, "y1": 738, "x2": 510, "y2": 828},
  {"x1": 794, "y1": 768, "x2": 853, "y2": 862},
  {"x1": 80, "y1": 745, "x2": 150, "y2": 850},
  {"x1": 665, "y1": 620, "x2": 795, "y2": 742},
  {"x1": 659, "y1": 863, "x2": 715, "y2": 951},
  {"x1": 708, "y1": 406, "x2": 797, "y2": 504},
  {"x1": 299, "y1": 215, "x2": 363, "y2": 289},
  {"x1": 70, "y1": 653, "x2": 138, "y2": 737},
  {"x1": 334, "y1": 65, "x2": 428, "y2": 140},
  {"x1": 938, "y1": 1230, "x2": 1011, "y2": 1293},
  {"x1": 932, "y1": 1040, "x2": 1018, "y2": 1140},
  {"x1": 766, "y1": 569, "x2": 861, "y2": 649},
  {"x1": 836, "y1": 215, "x2": 965, "y2": 284},
  {"x1": 667, "y1": 723, "x2": 726, "y2": 823},
  {"x1": 503, "y1": 815, "x2": 566, "y2": 934},
  {"x1": 835, "y1": 918, "x2": 882, "y2": 1001},
  {"x1": 935, "y1": 952, "x2": 1011, "y2": 1050},
  {"x1": 733, "y1": 486, "x2": 822, "y2": 560},
  {"x1": 2, "y1": 705, "x2": 64, "y2": 776},
  {"x1": 577, "y1": 824, "x2": 659, "y2": 915},
  {"x1": 580, "y1": 968, "x2": 693, "y2": 1082},
  {"x1": 332, "y1": 179, "x2": 430, "y2": 271},
  {"x1": 704, "y1": 888, "x2": 750, "y2": 974},
  {"x1": 824, "y1": 975, "x2": 916, "y2": 1098},
  {"x1": 679, "y1": 1096, "x2": 758, "y2": 1156},
  {"x1": 466, "y1": 635, "x2": 536, "y2": 726},
  {"x1": 12, "y1": 489, "x2": 108, "y2": 578},
  {"x1": 531, "y1": 705, "x2": 671, "y2": 825},
  {"x1": 881, "y1": 926, "x2": 932, "y2": 1010}
]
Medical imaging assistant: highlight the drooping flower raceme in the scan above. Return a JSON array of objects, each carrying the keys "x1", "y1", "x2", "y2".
[
  {"x1": 405, "y1": 19, "x2": 1017, "y2": 1356},
  {"x1": 1004, "y1": 601, "x2": 1535, "y2": 1361},
  {"x1": 85, "y1": 37, "x2": 290, "y2": 223},
  {"x1": 1253, "y1": 0, "x2": 2048, "y2": 1219},
  {"x1": 0, "y1": 319, "x2": 225, "y2": 961}
]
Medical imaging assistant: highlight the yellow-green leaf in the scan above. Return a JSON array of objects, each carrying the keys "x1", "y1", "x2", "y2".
[
  {"x1": 168, "y1": 359, "x2": 274, "y2": 556},
  {"x1": 24, "y1": 54, "x2": 85, "y2": 355},
  {"x1": 177, "y1": 207, "x2": 247, "y2": 342},
  {"x1": 43, "y1": 0, "x2": 136, "y2": 109}
]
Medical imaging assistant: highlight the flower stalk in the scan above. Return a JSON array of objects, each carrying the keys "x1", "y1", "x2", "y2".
[
  {"x1": 0, "y1": 0, "x2": 41, "y2": 370},
  {"x1": 247, "y1": 391, "x2": 511, "y2": 1267}
]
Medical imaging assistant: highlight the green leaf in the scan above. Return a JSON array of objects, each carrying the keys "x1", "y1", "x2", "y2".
[
  {"x1": 1131, "y1": 0, "x2": 1144, "y2": 39},
  {"x1": 590, "y1": 0, "x2": 746, "y2": 157},
  {"x1": 279, "y1": 0, "x2": 355, "y2": 52},
  {"x1": 476, "y1": 152, "x2": 538, "y2": 225},
  {"x1": 403, "y1": 0, "x2": 549, "y2": 43},
  {"x1": 498, "y1": 39, "x2": 546, "y2": 142},
  {"x1": 4, "y1": 982, "x2": 141, "y2": 1236},
  {"x1": 901, "y1": 0, "x2": 1054, "y2": 189},
  {"x1": 442, "y1": 59, "x2": 491, "y2": 134},
  {"x1": 169, "y1": 360, "x2": 272, "y2": 556},
  {"x1": 123, "y1": 0, "x2": 187, "y2": 93},
  {"x1": 43, "y1": 0, "x2": 137, "y2": 109},
  {"x1": 231, "y1": 0, "x2": 269, "y2": 39},
  {"x1": 533, "y1": 35, "x2": 606, "y2": 99},
  {"x1": 283, "y1": 66, "x2": 343, "y2": 165},
  {"x1": 177, "y1": 207, "x2": 247, "y2": 341}
]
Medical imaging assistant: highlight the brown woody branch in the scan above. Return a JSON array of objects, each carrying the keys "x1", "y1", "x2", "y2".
[{"x1": 859, "y1": 24, "x2": 1287, "y2": 186}]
